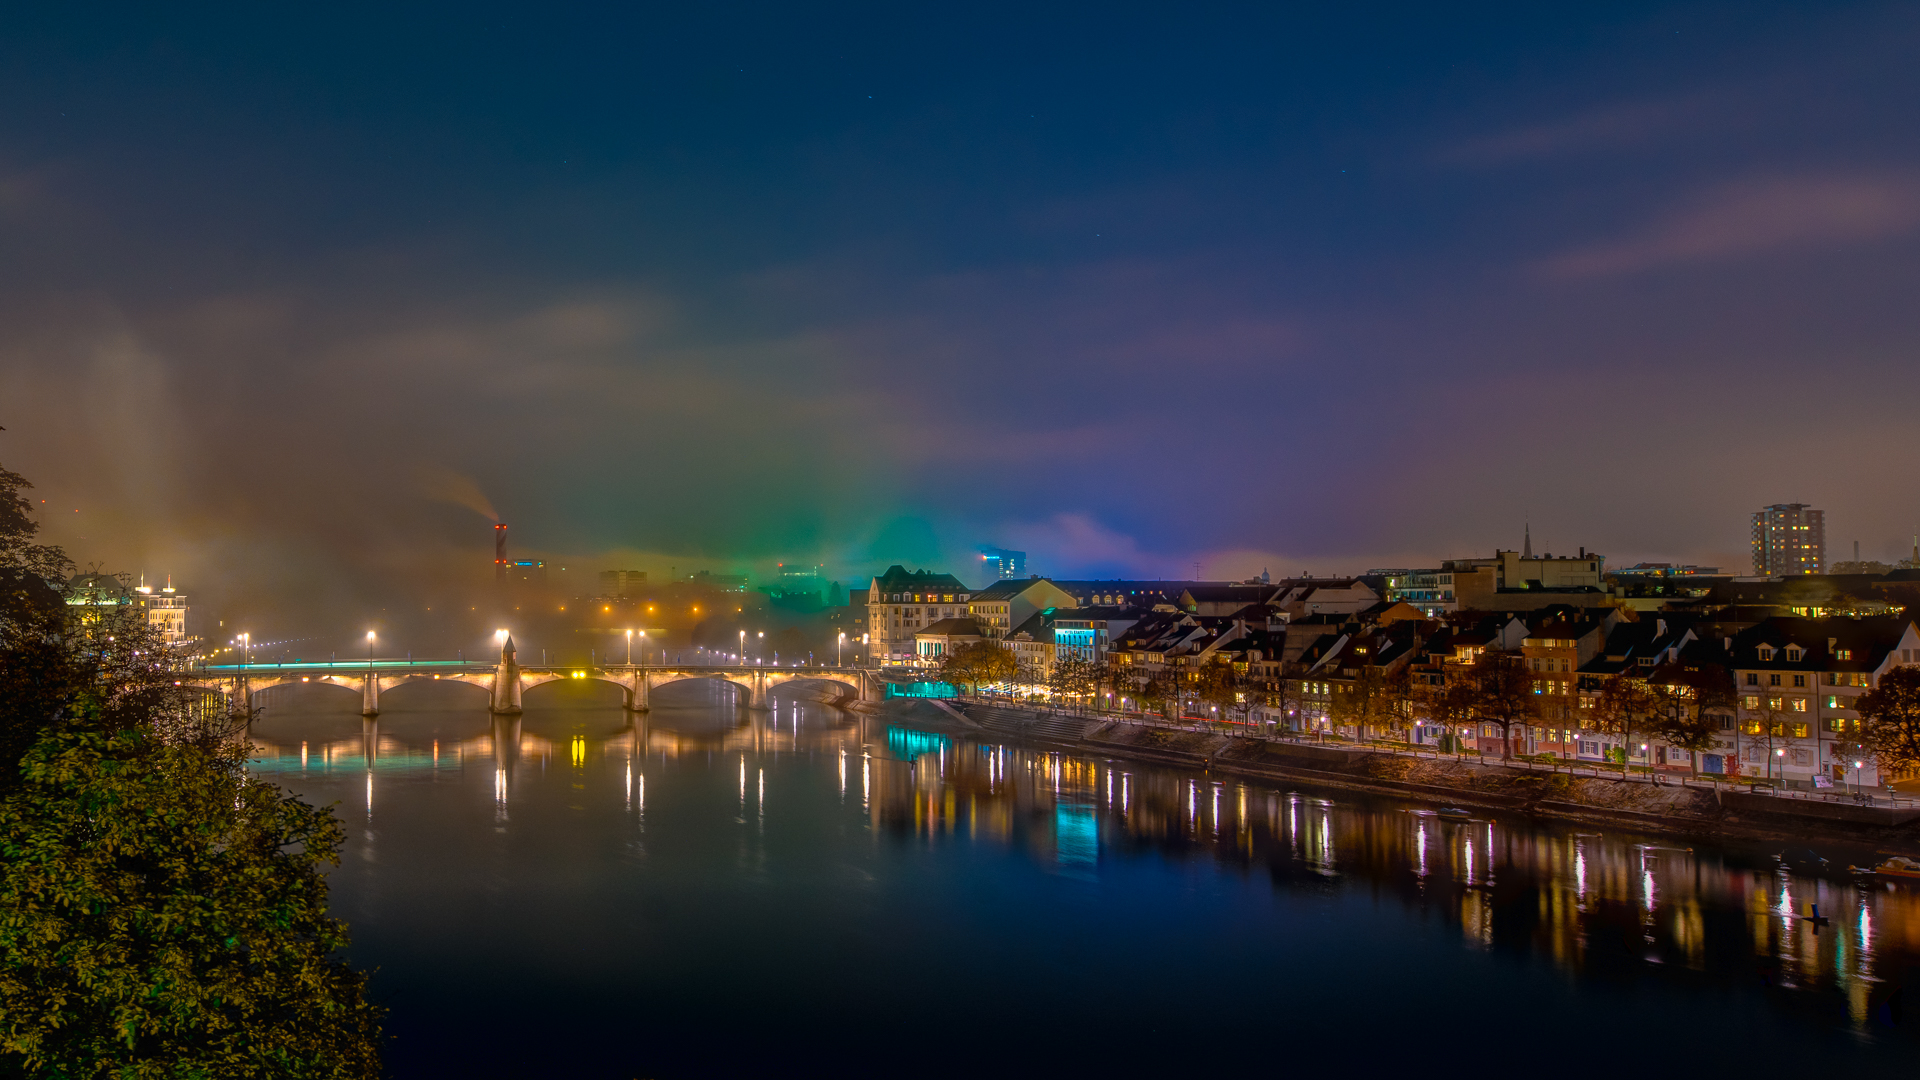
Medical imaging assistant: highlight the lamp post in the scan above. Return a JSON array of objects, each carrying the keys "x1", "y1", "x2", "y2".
[
  {"x1": 626, "y1": 629, "x2": 633, "y2": 667},
  {"x1": 241, "y1": 632, "x2": 251, "y2": 666},
  {"x1": 837, "y1": 632, "x2": 845, "y2": 667},
  {"x1": 366, "y1": 630, "x2": 375, "y2": 671},
  {"x1": 738, "y1": 629, "x2": 745, "y2": 666},
  {"x1": 638, "y1": 630, "x2": 646, "y2": 667}
]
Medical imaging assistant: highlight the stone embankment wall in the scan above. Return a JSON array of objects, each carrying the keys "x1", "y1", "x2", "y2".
[{"x1": 965, "y1": 712, "x2": 1920, "y2": 848}]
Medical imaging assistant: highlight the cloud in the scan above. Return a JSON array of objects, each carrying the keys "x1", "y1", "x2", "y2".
[
  {"x1": 1439, "y1": 92, "x2": 1735, "y2": 166},
  {"x1": 1537, "y1": 173, "x2": 1920, "y2": 277}
]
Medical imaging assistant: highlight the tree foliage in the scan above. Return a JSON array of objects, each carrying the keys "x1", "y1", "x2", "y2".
[
  {"x1": 1590, "y1": 676, "x2": 1659, "y2": 778},
  {"x1": 937, "y1": 641, "x2": 1016, "y2": 694},
  {"x1": 0, "y1": 459, "x2": 384, "y2": 1076},
  {"x1": 1857, "y1": 665, "x2": 1920, "y2": 776},
  {"x1": 1464, "y1": 649, "x2": 1537, "y2": 761}
]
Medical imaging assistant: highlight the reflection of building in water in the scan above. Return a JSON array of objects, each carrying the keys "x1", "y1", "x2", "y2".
[{"x1": 859, "y1": 737, "x2": 1920, "y2": 1021}]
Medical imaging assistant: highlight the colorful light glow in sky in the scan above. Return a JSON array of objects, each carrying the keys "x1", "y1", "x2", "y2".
[{"x1": 3, "y1": 2, "x2": 1919, "y2": 622}]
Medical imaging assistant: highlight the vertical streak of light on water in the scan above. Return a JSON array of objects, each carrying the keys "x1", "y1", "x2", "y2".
[
  {"x1": 625, "y1": 762, "x2": 631, "y2": 812},
  {"x1": 758, "y1": 768, "x2": 765, "y2": 832},
  {"x1": 1121, "y1": 772, "x2": 1129, "y2": 813},
  {"x1": 637, "y1": 773, "x2": 645, "y2": 830},
  {"x1": 862, "y1": 749, "x2": 871, "y2": 815},
  {"x1": 839, "y1": 748, "x2": 846, "y2": 799},
  {"x1": 739, "y1": 755, "x2": 746, "y2": 815}
]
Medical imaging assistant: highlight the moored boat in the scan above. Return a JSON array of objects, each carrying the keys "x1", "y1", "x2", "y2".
[{"x1": 1872, "y1": 856, "x2": 1920, "y2": 880}]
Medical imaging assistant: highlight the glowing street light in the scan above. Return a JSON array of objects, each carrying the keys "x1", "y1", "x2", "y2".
[
  {"x1": 240, "y1": 632, "x2": 251, "y2": 666},
  {"x1": 625, "y1": 628, "x2": 633, "y2": 666},
  {"x1": 366, "y1": 630, "x2": 376, "y2": 670},
  {"x1": 837, "y1": 631, "x2": 846, "y2": 667}
]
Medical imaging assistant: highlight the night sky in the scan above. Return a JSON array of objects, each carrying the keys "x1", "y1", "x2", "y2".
[{"x1": 4, "y1": 3, "x2": 1920, "y2": 627}]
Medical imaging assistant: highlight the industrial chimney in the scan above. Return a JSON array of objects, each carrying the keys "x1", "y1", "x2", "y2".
[{"x1": 495, "y1": 523, "x2": 508, "y2": 581}]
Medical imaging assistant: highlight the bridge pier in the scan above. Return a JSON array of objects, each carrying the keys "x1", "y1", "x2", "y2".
[
  {"x1": 491, "y1": 636, "x2": 523, "y2": 715},
  {"x1": 361, "y1": 674, "x2": 380, "y2": 717},
  {"x1": 627, "y1": 670, "x2": 649, "y2": 712},
  {"x1": 748, "y1": 670, "x2": 770, "y2": 711},
  {"x1": 230, "y1": 676, "x2": 252, "y2": 715}
]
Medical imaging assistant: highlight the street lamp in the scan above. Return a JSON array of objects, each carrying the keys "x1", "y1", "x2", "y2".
[
  {"x1": 738, "y1": 629, "x2": 745, "y2": 664},
  {"x1": 366, "y1": 630, "x2": 375, "y2": 670},
  {"x1": 241, "y1": 632, "x2": 251, "y2": 666},
  {"x1": 837, "y1": 632, "x2": 845, "y2": 667},
  {"x1": 626, "y1": 629, "x2": 633, "y2": 667}
]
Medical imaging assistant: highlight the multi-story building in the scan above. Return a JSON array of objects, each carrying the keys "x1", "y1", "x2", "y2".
[
  {"x1": 133, "y1": 578, "x2": 190, "y2": 645},
  {"x1": 978, "y1": 548, "x2": 1026, "y2": 579},
  {"x1": 866, "y1": 566, "x2": 974, "y2": 665},
  {"x1": 596, "y1": 570, "x2": 646, "y2": 598},
  {"x1": 1725, "y1": 616, "x2": 1917, "y2": 788},
  {"x1": 1751, "y1": 503, "x2": 1825, "y2": 575},
  {"x1": 967, "y1": 578, "x2": 1077, "y2": 641},
  {"x1": 1375, "y1": 568, "x2": 1457, "y2": 616}
]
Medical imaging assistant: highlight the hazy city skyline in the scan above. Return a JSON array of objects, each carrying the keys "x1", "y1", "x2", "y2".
[{"x1": 6, "y1": 3, "x2": 1920, "y2": 628}]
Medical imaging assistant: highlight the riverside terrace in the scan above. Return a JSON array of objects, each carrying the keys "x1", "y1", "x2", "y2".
[{"x1": 194, "y1": 637, "x2": 876, "y2": 716}]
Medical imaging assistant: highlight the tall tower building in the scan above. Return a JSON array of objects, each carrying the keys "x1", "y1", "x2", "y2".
[
  {"x1": 1751, "y1": 503, "x2": 1825, "y2": 575},
  {"x1": 979, "y1": 547, "x2": 1026, "y2": 579}
]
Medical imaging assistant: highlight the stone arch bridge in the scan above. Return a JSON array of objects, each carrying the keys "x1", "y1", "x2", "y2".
[{"x1": 193, "y1": 637, "x2": 875, "y2": 717}]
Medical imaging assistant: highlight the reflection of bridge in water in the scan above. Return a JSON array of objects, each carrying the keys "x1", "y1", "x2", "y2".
[{"x1": 197, "y1": 635, "x2": 874, "y2": 716}]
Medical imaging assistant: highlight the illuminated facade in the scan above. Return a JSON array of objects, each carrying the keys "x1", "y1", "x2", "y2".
[
  {"x1": 1751, "y1": 503, "x2": 1825, "y2": 575},
  {"x1": 866, "y1": 565, "x2": 973, "y2": 665}
]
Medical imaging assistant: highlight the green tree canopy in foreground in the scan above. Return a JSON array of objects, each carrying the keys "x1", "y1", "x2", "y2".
[{"x1": 0, "y1": 458, "x2": 383, "y2": 1077}]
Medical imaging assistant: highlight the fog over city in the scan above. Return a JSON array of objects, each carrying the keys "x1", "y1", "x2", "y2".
[{"x1": 5, "y1": 4, "x2": 1920, "y2": 641}]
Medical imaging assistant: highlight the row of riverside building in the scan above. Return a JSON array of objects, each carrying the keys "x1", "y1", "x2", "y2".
[{"x1": 860, "y1": 544, "x2": 1920, "y2": 791}]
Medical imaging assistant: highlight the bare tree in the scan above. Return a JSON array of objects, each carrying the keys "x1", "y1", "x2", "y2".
[
  {"x1": 1591, "y1": 675, "x2": 1660, "y2": 781},
  {"x1": 1465, "y1": 648, "x2": 1538, "y2": 762}
]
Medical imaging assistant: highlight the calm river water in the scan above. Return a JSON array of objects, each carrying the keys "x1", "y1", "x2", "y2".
[{"x1": 248, "y1": 678, "x2": 1920, "y2": 1079}]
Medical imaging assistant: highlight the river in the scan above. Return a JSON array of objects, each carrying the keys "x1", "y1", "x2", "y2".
[{"x1": 247, "y1": 678, "x2": 1920, "y2": 1078}]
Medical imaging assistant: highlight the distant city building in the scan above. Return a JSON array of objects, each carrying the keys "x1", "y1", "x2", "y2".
[
  {"x1": 978, "y1": 547, "x2": 1026, "y2": 579},
  {"x1": 1374, "y1": 568, "x2": 1457, "y2": 616},
  {"x1": 597, "y1": 570, "x2": 646, "y2": 598},
  {"x1": 1611, "y1": 562, "x2": 1722, "y2": 578},
  {"x1": 691, "y1": 570, "x2": 746, "y2": 592},
  {"x1": 133, "y1": 577, "x2": 189, "y2": 644},
  {"x1": 1752, "y1": 503, "x2": 1825, "y2": 576}
]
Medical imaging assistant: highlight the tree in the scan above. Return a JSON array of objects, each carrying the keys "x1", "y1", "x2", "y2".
[
  {"x1": 1465, "y1": 649, "x2": 1537, "y2": 762},
  {"x1": 1189, "y1": 657, "x2": 1238, "y2": 728},
  {"x1": 1381, "y1": 664, "x2": 1416, "y2": 742},
  {"x1": 1047, "y1": 654, "x2": 1101, "y2": 709},
  {"x1": 937, "y1": 641, "x2": 1016, "y2": 695},
  {"x1": 1591, "y1": 676, "x2": 1660, "y2": 780},
  {"x1": 1649, "y1": 662, "x2": 1734, "y2": 774},
  {"x1": 1330, "y1": 667, "x2": 1391, "y2": 743},
  {"x1": 1418, "y1": 678, "x2": 1477, "y2": 757},
  {"x1": 1138, "y1": 669, "x2": 1179, "y2": 721},
  {"x1": 1857, "y1": 665, "x2": 1920, "y2": 779},
  {"x1": 0, "y1": 459, "x2": 384, "y2": 1076},
  {"x1": 0, "y1": 726, "x2": 384, "y2": 1076}
]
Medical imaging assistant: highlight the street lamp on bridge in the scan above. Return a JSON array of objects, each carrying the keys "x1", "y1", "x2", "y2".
[
  {"x1": 837, "y1": 632, "x2": 845, "y2": 667},
  {"x1": 625, "y1": 628, "x2": 633, "y2": 667},
  {"x1": 738, "y1": 629, "x2": 745, "y2": 665},
  {"x1": 366, "y1": 630, "x2": 375, "y2": 670},
  {"x1": 240, "y1": 632, "x2": 251, "y2": 666}
]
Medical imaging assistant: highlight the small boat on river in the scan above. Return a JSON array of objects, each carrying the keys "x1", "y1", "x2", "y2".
[
  {"x1": 1435, "y1": 807, "x2": 1474, "y2": 822},
  {"x1": 1871, "y1": 856, "x2": 1920, "y2": 881}
]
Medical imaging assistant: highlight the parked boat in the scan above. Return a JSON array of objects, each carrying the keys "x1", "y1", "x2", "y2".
[
  {"x1": 1872, "y1": 856, "x2": 1920, "y2": 880},
  {"x1": 1436, "y1": 807, "x2": 1474, "y2": 822}
]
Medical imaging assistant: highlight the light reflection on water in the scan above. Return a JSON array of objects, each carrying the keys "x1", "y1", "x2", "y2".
[{"x1": 244, "y1": 680, "x2": 1920, "y2": 1078}]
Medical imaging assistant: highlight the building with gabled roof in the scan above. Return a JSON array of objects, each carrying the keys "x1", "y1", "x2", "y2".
[{"x1": 866, "y1": 566, "x2": 975, "y2": 665}]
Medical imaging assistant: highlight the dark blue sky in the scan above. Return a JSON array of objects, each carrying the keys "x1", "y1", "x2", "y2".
[{"x1": 5, "y1": 2, "x2": 1919, "y2": 613}]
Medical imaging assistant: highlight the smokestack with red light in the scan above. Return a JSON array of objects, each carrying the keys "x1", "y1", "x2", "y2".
[{"x1": 495, "y1": 522, "x2": 508, "y2": 581}]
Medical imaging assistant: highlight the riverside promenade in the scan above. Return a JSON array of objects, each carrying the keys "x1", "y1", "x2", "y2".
[{"x1": 926, "y1": 698, "x2": 1920, "y2": 848}]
